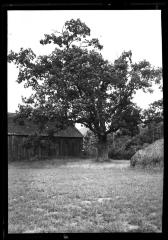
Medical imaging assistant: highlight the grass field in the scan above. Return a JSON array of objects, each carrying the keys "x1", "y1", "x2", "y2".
[{"x1": 8, "y1": 159, "x2": 163, "y2": 233}]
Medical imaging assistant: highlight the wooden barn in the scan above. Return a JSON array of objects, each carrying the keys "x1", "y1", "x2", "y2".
[{"x1": 8, "y1": 113, "x2": 83, "y2": 161}]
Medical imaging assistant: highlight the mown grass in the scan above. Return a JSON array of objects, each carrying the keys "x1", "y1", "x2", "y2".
[{"x1": 8, "y1": 159, "x2": 163, "y2": 233}]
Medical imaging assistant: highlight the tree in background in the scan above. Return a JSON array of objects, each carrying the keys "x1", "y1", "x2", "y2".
[
  {"x1": 124, "y1": 98, "x2": 163, "y2": 154},
  {"x1": 142, "y1": 99, "x2": 163, "y2": 126},
  {"x1": 141, "y1": 98, "x2": 163, "y2": 142},
  {"x1": 8, "y1": 18, "x2": 162, "y2": 161}
]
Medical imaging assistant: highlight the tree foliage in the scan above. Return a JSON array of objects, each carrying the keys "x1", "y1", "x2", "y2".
[
  {"x1": 8, "y1": 18, "x2": 162, "y2": 160},
  {"x1": 142, "y1": 99, "x2": 163, "y2": 126}
]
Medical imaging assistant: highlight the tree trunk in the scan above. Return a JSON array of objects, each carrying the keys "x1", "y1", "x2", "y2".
[{"x1": 96, "y1": 135, "x2": 109, "y2": 162}]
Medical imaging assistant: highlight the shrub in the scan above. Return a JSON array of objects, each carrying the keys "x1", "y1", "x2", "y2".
[
  {"x1": 108, "y1": 135, "x2": 136, "y2": 160},
  {"x1": 83, "y1": 130, "x2": 97, "y2": 157}
]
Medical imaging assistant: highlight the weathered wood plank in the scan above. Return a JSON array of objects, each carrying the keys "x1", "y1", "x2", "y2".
[{"x1": 8, "y1": 135, "x2": 83, "y2": 161}]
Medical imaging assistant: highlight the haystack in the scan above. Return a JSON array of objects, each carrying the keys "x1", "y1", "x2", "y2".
[{"x1": 130, "y1": 139, "x2": 164, "y2": 167}]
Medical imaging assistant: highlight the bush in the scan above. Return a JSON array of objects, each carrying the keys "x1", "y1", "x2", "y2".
[
  {"x1": 108, "y1": 147, "x2": 136, "y2": 160},
  {"x1": 82, "y1": 146, "x2": 97, "y2": 158},
  {"x1": 83, "y1": 130, "x2": 98, "y2": 157},
  {"x1": 108, "y1": 135, "x2": 136, "y2": 160}
]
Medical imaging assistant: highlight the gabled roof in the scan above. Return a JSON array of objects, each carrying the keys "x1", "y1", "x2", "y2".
[{"x1": 8, "y1": 113, "x2": 83, "y2": 138}]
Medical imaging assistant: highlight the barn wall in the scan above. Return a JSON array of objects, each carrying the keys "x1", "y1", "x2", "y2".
[
  {"x1": 60, "y1": 138, "x2": 83, "y2": 156},
  {"x1": 8, "y1": 135, "x2": 36, "y2": 161},
  {"x1": 8, "y1": 135, "x2": 83, "y2": 161}
]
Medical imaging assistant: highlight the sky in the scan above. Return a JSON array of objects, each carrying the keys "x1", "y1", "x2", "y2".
[{"x1": 7, "y1": 10, "x2": 163, "y2": 114}]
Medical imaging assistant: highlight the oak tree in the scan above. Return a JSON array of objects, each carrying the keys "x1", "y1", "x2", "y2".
[{"x1": 8, "y1": 19, "x2": 162, "y2": 161}]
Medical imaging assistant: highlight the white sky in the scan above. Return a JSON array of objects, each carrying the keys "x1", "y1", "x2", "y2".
[{"x1": 7, "y1": 10, "x2": 163, "y2": 113}]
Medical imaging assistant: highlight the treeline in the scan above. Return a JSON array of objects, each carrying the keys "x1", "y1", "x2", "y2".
[{"x1": 83, "y1": 99, "x2": 163, "y2": 160}]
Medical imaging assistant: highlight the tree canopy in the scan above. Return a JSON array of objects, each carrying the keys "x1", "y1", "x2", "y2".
[
  {"x1": 8, "y1": 18, "x2": 162, "y2": 161},
  {"x1": 142, "y1": 99, "x2": 163, "y2": 126}
]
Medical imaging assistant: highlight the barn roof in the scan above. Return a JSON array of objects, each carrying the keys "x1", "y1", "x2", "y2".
[{"x1": 8, "y1": 113, "x2": 83, "y2": 138}]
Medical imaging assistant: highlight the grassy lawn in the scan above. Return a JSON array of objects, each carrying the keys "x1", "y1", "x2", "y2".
[{"x1": 8, "y1": 159, "x2": 163, "y2": 233}]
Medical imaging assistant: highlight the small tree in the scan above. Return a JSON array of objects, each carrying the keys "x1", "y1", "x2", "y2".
[
  {"x1": 142, "y1": 99, "x2": 163, "y2": 126},
  {"x1": 142, "y1": 98, "x2": 163, "y2": 141},
  {"x1": 8, "y1": 18, "x2": 162, "y2": 161}
]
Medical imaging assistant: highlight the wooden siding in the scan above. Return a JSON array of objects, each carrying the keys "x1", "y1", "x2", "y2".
[{"x1": 8, "y1": 135, "x2": 83, "y2": 161}]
